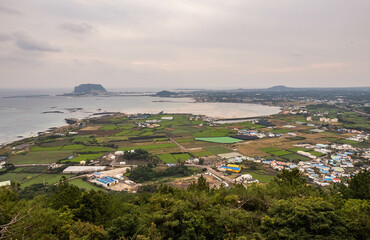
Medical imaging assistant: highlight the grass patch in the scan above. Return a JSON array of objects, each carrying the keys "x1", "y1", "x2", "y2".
[
  {"x1": 281, "y1": 154, "x2": 310, "y2": 162},
  {"x1": 191, "y1": 151, "x2": 213, "y2": 157},
  {"x1": 60, "y1": 144, "x2": 86, "y2": 150},
  {"x1": 68, "y1": 179, "x2": 103, "y2": 191},
  {"x1": 0, "y1": 172, "x2": 40, "y2": 184},
  {"x1": 269, "y1": 150, "x2": 291, "y2": 156},
  {"x1": 30, "y1": 146, "x2": 63, "y2": 151},
  {"x1": 308, "y1": 151, "x2": 325, "y2": 157},
  {"x1": 205, "y1": 146, "x2": 232, "y2": 155},
  {"x1": 20, "y1": 174, "x2": 73, "y2": 188},
  {"x1": 339, "y1": 139, "x2": 359, "y2": 144},
  {"x1": 157, "y1": 154, "x2": 177, "y2": 163},
  {"x1": 172, "y1": 153, "x2": 192, "y2": 162},
  {"x1": 248, "y1": 172, "x2": 275, "y2": 183},
  {"x1": 260, "y1": 147, "x2": 278, "y2": 153}
]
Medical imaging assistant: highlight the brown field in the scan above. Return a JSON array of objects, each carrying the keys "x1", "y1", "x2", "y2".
[
  {"x1": 236, "y1": 131, "x2": 354, "y2": 157},
  {"x1": 80, "y1": 125, "x2": 103, "y2": 131},
  {"x1": 78, "y1": 130, "x2": 121, "y2": 136}
]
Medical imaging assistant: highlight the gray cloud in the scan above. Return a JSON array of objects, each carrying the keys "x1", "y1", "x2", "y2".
[
  {"x1": 12, "y1": 32, "x2": 60, "y2": 52},
  {"x1": 0, "y1": 33, "x2": 12, "y2": 41},
  {"x1": 0, "y1": 0, "x2": 369, "y2": 89},
  {"x1": 60, "y1": 23, "x2": 94, "y2": 33},
  {"x1": 0, "y1": 5, "x2": 20, "y2": 15}
]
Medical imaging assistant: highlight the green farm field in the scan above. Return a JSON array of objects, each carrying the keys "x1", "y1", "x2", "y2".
[
  {"x1": 205, "y1": 146, "x2": 233, "y2": 154},
  {"x1": 10, "y1": 150, "x2": 75, "y2": 164},
  {"x1": 157, "y1": 154, "x2": 177, "y2": 163},
  {"x1": 68, "y1": 179, "x2": 104, "y2": 191},
  {"x1": 172, "y1": 153, "x2": 192, "y2": 162}
]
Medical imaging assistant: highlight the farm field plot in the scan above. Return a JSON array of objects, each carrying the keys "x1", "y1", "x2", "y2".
[
  {"x1": 281, "y1": 154, "x2": 310, "y2": 162},
  {"x1": 0, "y1": 172, "x2": 40, "y2": 184},
  {"x1": 10, "y1": 150, "x2": 75, "y2": 164},
  {"x1": 247, "y1": 171, "x2": 275, "y2": 183},
  {"x1": 289, "y1": 148, "x2": 310, "y2": 153},
  {"x1": 78, "y1": 146, "x2": 114, "y2": 153},
  {"x1": 60, "y1": 144, "x2": 86, "y2": 150},
  {"x1": 193, "y1": 130, "x2": 231, "y2": 138},
  {"x1": 20, "y1": 174, "x2": 74, "y2": 188},
  {"x1": 308, "y1": 151, "x2": 325, "y2": 157},
  {"x1": 191, "y1": 151, "x2": 213, "y2": 157},
  {"x1": 172, "y1": 153, "x2": 192, "y2": 162},
  {"x1": 195, "y1": 137, "x2": 242, "y2": 144},
  {"x1": 268, "y1": 150, "x2": 291, "y2": 156},
  {"x1": 69, "y1": 179, "x2": 104, "y2": 191},
  {"x1": 118, "y1": 143, "x2": 177, "y2": 151},
  {"x1": 176, "y1": 138, "x2": 195, "y2": 143},
  {"x1": 260, "y1": 147, "x2": 278, "y2": 153},
  {"x1": 157, "y1": 154, "x2": 177, "y2": 163},
  {"x1": 63, "y1": 153, "x2": 103, "y2": 163},
  {"x1": 31, "y1": 146, "x2": 63, "y2": 151},
  {"x1": 11, "y1": 166, "x2": 48, "y2": 173},
  {"x1": 205, "y1": 146, "x2": 232, "y2": 154}
]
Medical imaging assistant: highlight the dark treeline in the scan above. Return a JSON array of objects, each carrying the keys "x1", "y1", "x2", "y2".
[{"x1": 1, "y1": 169, "x2": 369, "y2": 240}]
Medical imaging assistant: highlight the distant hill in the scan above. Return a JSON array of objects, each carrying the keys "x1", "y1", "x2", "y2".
[
  {"x1": 266, "y1": 85, "x2": 297, "y2": 91},
  {"x1": 155, "y1": 90, "x2": 177, "y2": 97},
  {"x1": 73, "y1": 84, "x2": 107, "y2": 94}
]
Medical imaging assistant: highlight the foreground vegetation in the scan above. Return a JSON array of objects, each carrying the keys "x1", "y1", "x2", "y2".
[{"x1": 1, "y1": 169, "x2": 369, "y2": 240}]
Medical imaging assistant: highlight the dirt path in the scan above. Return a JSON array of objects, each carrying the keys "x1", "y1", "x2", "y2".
[{"x1": 167, "y1": 135, "x2": 187, "y2": 151}]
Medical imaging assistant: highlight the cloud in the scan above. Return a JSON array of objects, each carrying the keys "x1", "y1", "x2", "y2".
[
  {"x1": 12, "y1": 32, "x2": 60, "y2": 52},
  {"x1": 259, "y1": 62, "x2": 347, "y2": 73},
  {"x1": 0, "y1": 33, "x2": 12, "y2": 41},
  {"x1": 60, "y1": 23, "x2": 94, "y2": 33},
  {"x1": 0, "y1": 5, "x2": 20, "y2": 15}
]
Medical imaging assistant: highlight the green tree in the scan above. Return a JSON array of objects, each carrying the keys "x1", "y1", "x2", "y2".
[
  {"x1": 339, "y1": 170, "x2": 370, "y2": 200},
  {"x1": 262, "y1": 197, "x2": 350, "y2": 239}
]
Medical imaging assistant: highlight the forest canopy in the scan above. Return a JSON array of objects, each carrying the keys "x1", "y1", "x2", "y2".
[{"x1": 0, "y1": 170, "x2": 369, "y2": 240}]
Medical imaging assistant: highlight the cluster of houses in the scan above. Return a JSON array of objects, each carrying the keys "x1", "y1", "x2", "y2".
[
  {"x1": 136, "y1": 119, "x2": 161, "y2": 128},
  {"x1": 315, "y1": 117, "x2": 339, "y2": 123},
  {"x1": 237, "y1": 129, "x2": 280, "y2": 139},
  {"x1": 244, "y1": 143, "x2": 368, "y2": 186},
  {"x1": 347, "y1": 134, "x2": 369, "y2": 142}
]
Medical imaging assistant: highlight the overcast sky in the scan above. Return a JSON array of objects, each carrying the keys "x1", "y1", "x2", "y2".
[{"x1": 0, "y1": 0, "x2": 369, "y2": 89}]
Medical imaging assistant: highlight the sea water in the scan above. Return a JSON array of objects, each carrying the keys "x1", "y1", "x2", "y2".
[{"x1": 0, "y1": 89, "x2": 281, "y2": 145}]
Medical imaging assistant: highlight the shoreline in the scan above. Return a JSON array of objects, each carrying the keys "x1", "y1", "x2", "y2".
[{"x1": 0, "y1": 107, "x2": 282, "y2": 147}]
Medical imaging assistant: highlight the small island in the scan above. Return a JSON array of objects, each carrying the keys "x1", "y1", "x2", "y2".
[{"x1": 63, "y1": 83, "x2": 108, "y2": 96}]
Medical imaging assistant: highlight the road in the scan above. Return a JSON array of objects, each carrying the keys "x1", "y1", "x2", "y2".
[{"x1": 166, "y1": 135, "x2": 187, "y2": 151}]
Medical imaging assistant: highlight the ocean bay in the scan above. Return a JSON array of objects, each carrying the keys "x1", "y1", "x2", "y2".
[{"x1": 0, "y1": 93, "x2": 280, "y2": 145}]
